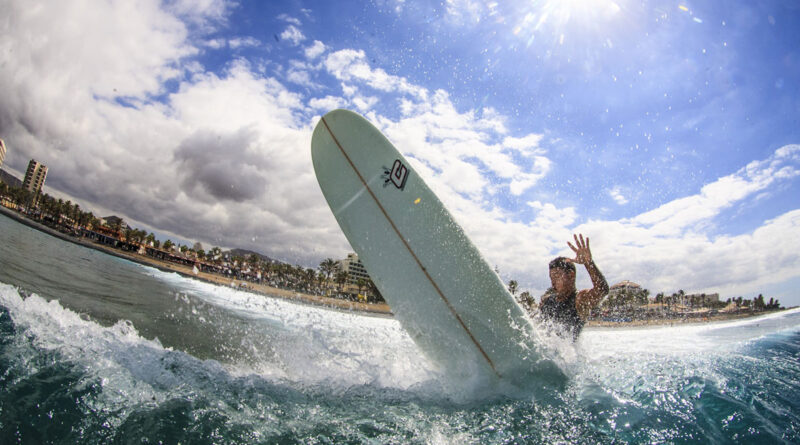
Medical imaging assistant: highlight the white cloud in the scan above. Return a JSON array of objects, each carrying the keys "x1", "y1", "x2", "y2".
[
  {"x1": 609, "y1": 186, "x2": 628, "y2": 205},
  {"x1": 351, "y1": 95, "x2": 379, "y2": 112},
  {"x1": 280, "y1": 25, "x2": 306, "y2": 46},
  {"x1": 229, "y1": 37, "x2": 261, "y2": 49},
  {"x1": 277, "y1": 14, "x2": 302, "y2": 26},
  {"x1": 167, "y1": 0, "x2": 228, "y2": 28},
  {"x1": 304, "y1": 40, "x2": 327, "y2": 60},
  {"x1": 528, "y1": 201, "x2": 577, "y2": 227},
  {"x1": 324, "y1": 49, "x2": 428, "y2": 100},
  {"x1": 309, "y1": 96, "x2": 346, "y2": 111},
  {"x1": 503, "y1": 134, "x2": 545, "y2": 153},
  {"x1": 287, "y1": 69, "x2": 313, "y2": 86},
  {"x1": 204, "y1": 38, "x2": 226, "y2": 49},
  {"x1": 378, "y1": 91, "x2": 549, "y2": 200},
  {"x1": 0, "y1": 0, "x2": 197, "y2": 101}
]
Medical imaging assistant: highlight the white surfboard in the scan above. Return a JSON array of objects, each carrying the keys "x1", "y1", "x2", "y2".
[{"x1": 311, "y1": 109, "x2": 554, "y2": 384}]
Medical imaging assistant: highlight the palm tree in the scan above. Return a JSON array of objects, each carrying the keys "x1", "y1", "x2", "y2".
[
  {"x1": 163, "y1": 239, "x2": 174, "y2": 251},
  {"x1": 508, "y1": 280, "x2": 518, "y2": 296},
  {"x1": 63, "y1": 200, "x2": 72, "y2": 224},
  {"x1": 517, "y1": 291, "x2": 534, "y2": 311},
  {"x1": 53, "y1": 198, "x2": 64, "y2": 223},
  {"x1": 248, "y1": 254, "x2": 260, "y2": 269},
  {"x1": 319, "y1": 258, "x2": 337, "y2": 282},
  {"x1": 210, "y1": 247, "x2": 222, "y2": 263},
  {"x1": 305, "y1": 268, "x2": 317, "y2": 291},
  {"x1": 71, "y1": 203, "x2": 80, "y2": 227},
  {"x1": 366, "y1": 279, "x2": 384, "y2": 303},
  {"x1": 356, "y1": 278, "x2": 367, "y2": 297},
  {"x1": 335, "y1": 271, "x2": 349, "y2": 294},
  {"x1": 109, "y1": 218, "x2": 123, "y2": 235}
]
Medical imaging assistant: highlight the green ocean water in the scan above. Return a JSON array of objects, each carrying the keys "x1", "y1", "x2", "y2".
[{"x1": 0, "y1": 214, "x2": 799, "y2": 444}]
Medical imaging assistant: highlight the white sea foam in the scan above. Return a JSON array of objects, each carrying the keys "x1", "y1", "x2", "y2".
[
  {"x1": 4, "y1": 269, "x2": 798, "y2": 412},
  {"x1": 0, "y1": 279, "x2": 457, "y2": 402},
  {"x1": 137, "y1": 265, "x2": 800, "y2": 392}
]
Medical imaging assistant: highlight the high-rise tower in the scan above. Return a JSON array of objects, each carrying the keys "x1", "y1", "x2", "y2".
[
  {"x1": 0, "y1": 139, "x2": 6, "y2": 169},
  {"x1": 23, "y1": 159, "x2": 48, "y2": 204}
]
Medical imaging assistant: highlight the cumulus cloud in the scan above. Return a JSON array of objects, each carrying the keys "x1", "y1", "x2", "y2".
[
  {"x1": 309, "y1": 96, "x2": 347, "y2": 111},
  {"x1": 277, "y1": 14, "x2": 302, "y2": 26},
  {"x1": 609, "y1": 186, "x2": 628, "y2": 205},
  {"x1": 304, "y1": 40, "x2": 327, "y2": 60},
  {"x1": 229, "y1": 37, "x2": 261, "y2": 49},
  {"x1": 379, "y1": 91, "x2": 550, "y2": 201},
  {"x1": 280, "y1": 25, "x2": 306, "y2": 46},
  {"x1": 287, "y1": 69, "x2": 314, "y2": 87},
  {"x1": 324, "y1": 49, "x2": 428, "y2": 100},
  {"x1": 204, "y1": 38, "x2": 226, "y2": 49},
  {"x1": 173, "y1": 128, "x2": 267, "y2": 203}
]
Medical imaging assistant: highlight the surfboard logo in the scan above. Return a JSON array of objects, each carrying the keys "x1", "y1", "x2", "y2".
[{"x1": 383, "y1": 159, "x2": 409, "y2": 190}]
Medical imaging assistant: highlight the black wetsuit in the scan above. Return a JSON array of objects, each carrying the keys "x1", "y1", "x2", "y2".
[{"x1": 539, "y1": 289, "x2": 585, "y2": 341}]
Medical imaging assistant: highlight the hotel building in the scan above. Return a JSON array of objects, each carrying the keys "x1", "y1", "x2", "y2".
[
  {"x1": 23, "y1": 159, "x2": 48, "y2": 204},
  {"x1": 336, "y1": 253, "x2": 375, "y2": 296},
  {"x1": 0, "y1": 139, "x2": 6, "y2": 169}
]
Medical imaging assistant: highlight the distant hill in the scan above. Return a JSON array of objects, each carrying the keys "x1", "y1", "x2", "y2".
[
  {"x1": 227, "y1": 248, "x2": 275, "y2": 264},
  {"x1": 0, "y1": 169, "x2": 23, "y2": 188}
]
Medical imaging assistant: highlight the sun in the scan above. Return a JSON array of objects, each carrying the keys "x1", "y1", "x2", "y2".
[{"x1": 512, "y1": 0, "x2": 625, "y2": 43}]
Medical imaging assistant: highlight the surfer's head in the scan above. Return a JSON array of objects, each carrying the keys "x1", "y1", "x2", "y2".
[{"x1": 549, "y1": 257, "x2": 576, "y2": 295}]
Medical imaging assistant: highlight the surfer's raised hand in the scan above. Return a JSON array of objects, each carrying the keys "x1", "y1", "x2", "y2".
[
  {"x1": 567, "y1": 233, "x2": 609, "y2": 320},
  {"x1": 567, "y1": 233, "x2": 592, "y2": 265}
]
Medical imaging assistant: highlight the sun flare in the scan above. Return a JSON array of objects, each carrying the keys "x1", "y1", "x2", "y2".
[{"x1": 513, "y1": 0, "x2": 624, "y2": 43}]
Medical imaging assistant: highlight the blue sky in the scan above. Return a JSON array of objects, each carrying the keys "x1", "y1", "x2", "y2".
[{"x1": 1, "y1": 0, "x2": 798, "y2": 304}]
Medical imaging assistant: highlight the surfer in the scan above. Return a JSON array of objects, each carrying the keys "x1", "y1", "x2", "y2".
[{"x1": 537, "y1": 233, "x2": 608, "y2": 340}]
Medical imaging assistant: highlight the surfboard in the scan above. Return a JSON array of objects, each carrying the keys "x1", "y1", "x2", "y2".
[{"x1": 311, "y1": 109, "x2": 547, "y2": 384}]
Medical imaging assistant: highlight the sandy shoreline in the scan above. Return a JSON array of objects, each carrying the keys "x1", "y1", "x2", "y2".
[{"x1": 1, "y1": 206, "x2": 788, "y2": 325}]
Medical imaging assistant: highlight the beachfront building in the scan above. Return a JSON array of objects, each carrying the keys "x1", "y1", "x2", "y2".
[
  {"x1": 336, "y1": 253, "x2": 374, "y2": 297},
  {"x1": 603, "y1": 280, "x2": 649, "y2": 308},
  {"x1": 23, "y1": 159, "x2": 48, "y2": 205},
  {"x1": 0, "y1": 139, "x2": 6, "y2": 169}
]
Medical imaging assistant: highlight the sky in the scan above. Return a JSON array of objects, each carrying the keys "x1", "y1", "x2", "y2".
[{"x1": 1, "y1": 0, "x2": 799, "y2": 304}]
